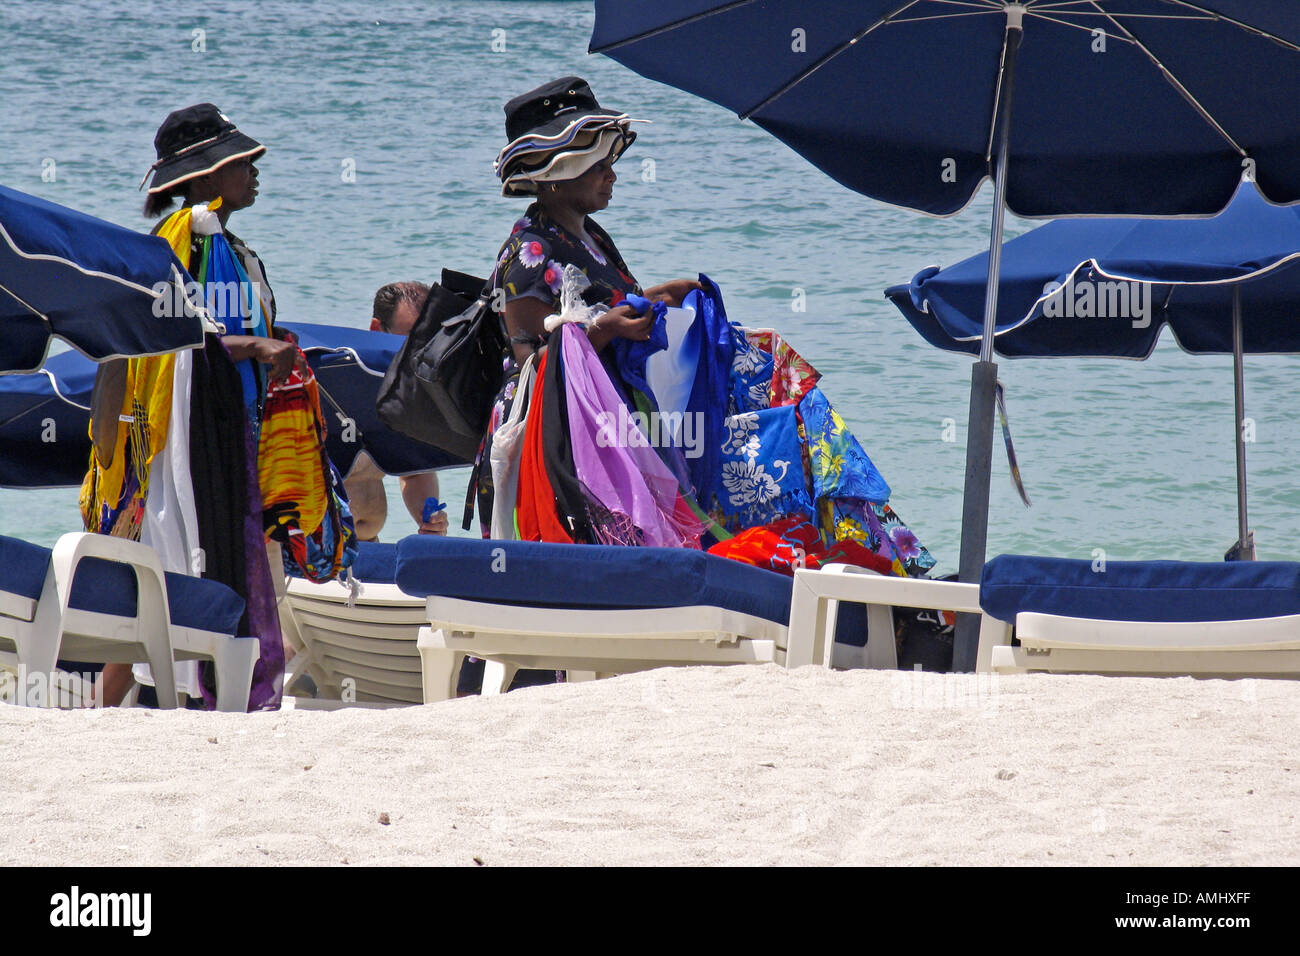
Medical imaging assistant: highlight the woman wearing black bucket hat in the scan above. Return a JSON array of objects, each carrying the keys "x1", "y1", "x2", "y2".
[
  {"x1": 140, "y1": 103, "x2": 297, "y2": 379},
  {"x1": 85, "y1": 103, "x2": 298, "y2": 709}
]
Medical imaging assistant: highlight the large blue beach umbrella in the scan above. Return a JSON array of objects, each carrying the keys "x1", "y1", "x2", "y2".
[
  {"x1": 0, "y1": 185, "x2": 207, "y2": 375},
  {"x1": 591, "y1": 1, "x2": 1300, "y2": 669},
  {"x1": 886, "y1": 181, "x2": 1300, "y2": 560},
  {"x1": 0, "y1": 324, "x2": 467, "y2": 489}
]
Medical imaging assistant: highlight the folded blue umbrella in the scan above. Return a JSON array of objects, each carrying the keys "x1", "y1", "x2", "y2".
[
  {"x1": 0, "y1": 349, "x2": 95, "y2": 488},
  {"x1": 886, "y1": 183, "x2": 1300, "y2": 358},
  {"x1": 0, "y1": 324, "x2": 467, "y2": 488},
  {"x1": 0, "y1": 185, "x2": 206, "y2": 375},
  {"x1": 279, "y1": 322, "x2": 468, "y2": 476}
]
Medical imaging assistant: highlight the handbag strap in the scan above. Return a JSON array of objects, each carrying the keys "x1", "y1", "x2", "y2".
[{"x1": 460, "y1": 350, "x2": 539, "y2": 533}]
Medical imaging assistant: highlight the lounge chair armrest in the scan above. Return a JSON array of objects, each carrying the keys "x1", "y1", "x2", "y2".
[
  {"x1": 50, "y1": 532, "x2": 171, "y2": 628},
  {"x1": 792, "y1": 567, "x2": 984, "y2": 614}
]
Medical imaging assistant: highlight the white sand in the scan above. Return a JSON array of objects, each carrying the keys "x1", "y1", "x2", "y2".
[{"x1": 2, "y1": 665, "x2": 1297, "y2": 866}]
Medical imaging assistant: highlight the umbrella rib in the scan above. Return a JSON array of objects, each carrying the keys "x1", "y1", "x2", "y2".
[
  {"x1": 983, "y1": 15, "x2": 1016, "y2": 163},
  {"x1": 1087, "y1": 1, "x2": 1246, "y2": 155},
  {"x1": 313, "y1": 378, "x2": 366, "y2": 443},
  {"x1": 1024, "y1": 10, "x2": 1136, "y2": 43},
  {"x1": 1030, "y1": 0, "x2": 1207, "y2": 16},
  {"x1": 0, "y1": 388, "x2": 58, "y2": 430},
  {"x1": 1158, "y1": 0, "x2": 1300, "y2": 52},
  {"x1": 1026, "y1": 0, "x2": 1298, "y2": 50},
  {"x1": 1034, "y1": 10, "x2": 1212, "y2": 19},
  {"x1": 738, "y1": 0, "x2": 1005, "y2": 121},
  {"x1": 890, "y1": 10, "x2": 1021, "y2": 25},
  {"x1": 0, "y1": 280, "x2": 52, "y2": 322},
  {"x1": 587, "y1": 0, "x2": 757, "y2": 53}
]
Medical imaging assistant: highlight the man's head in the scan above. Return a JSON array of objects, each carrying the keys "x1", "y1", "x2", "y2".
[{"x1": 371, "y1": 281, "x2": 430, "y2": 334}]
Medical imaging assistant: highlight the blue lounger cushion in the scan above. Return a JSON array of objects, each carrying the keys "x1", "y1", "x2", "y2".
[
  {"x1": 352, "y1": 541, "x2": 399, "y2": 584},
  {"x1": 0, "y1": 534, "x2": 54, "y2": 604},
  {"x1": 980, "y1": 555, "x2": 1300, "y2": 624},
  {"x1": 396, "y1": 536, "x2": 793, "y2": 624},
  {"x1": 67, "y1": 557, "x2": 246, "y2": 635}
]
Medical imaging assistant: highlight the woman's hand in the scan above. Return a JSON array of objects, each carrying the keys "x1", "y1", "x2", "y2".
[
  {"x1": 594, "y1": 304, "x2": 655, "y2": 340},
  {"x1": 644, "y1": 278, "x2": 702, "y2": 308},
  {"x1": 222, "y1": 334, "x2": 307, "y2": 381}
]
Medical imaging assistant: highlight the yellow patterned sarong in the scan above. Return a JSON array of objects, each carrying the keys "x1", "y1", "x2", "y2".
[
  {"x1": 258, "y1": 358, "x2": 329, "y2": 547},
  {"x1": 79, "y1": 207, "x2": 195, "y2": 537}
]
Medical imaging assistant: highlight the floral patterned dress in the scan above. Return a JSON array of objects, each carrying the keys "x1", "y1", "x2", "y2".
[
  {"x1": 496, "y1": 202, "x2": 641, "y2": 313},
  {"x1": 475, "y1": 204, "x2": 643, "y2": 535}
]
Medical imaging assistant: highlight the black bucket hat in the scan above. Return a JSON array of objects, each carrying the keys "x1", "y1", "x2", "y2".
[
  {"x1": 503, "y1": 77, "x2": 626, "y2": 145},
  {"x1": 142, "y1": 103, "x2": 265, "y2": 194}
]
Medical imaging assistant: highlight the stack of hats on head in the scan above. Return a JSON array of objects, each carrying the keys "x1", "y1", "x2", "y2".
[{"x1": 495, "y1": 76, "x2": 644, "y2": 197}]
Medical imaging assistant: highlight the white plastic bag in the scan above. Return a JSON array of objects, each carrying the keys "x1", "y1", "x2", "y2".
[
  {"x1": 488, "y1": 351, "x2": 538, "y2": 540},
  {"x1": 543, "y1": 264, "x2": 604, "y2": 331}
]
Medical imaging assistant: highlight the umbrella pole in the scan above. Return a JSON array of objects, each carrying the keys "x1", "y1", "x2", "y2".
[
  {"x1": 953, "y1": 9, "x2": 1024, "y2": 672},
  {"x1": 1232, "y1": 285, "x2": 1254, "y2": 559}
]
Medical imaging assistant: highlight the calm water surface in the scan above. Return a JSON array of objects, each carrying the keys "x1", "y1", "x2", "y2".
[{"x1": 3, "y1": 0, "x2": 1297, "y2": 571}]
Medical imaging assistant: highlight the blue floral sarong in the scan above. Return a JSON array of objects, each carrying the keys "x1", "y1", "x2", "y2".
[{"x1": 712, "y1": 404, "x2": 813, "y2": 530}]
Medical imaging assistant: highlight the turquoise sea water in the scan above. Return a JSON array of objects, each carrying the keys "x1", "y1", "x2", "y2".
[{"x1": 3, "y1": 0, "x2": 1298, "y2": 571}]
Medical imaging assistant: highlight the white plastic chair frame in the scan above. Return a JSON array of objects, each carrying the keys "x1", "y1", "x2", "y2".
[
  {"x1": 282, "y1": 576, "x2": 428, "y2": 704},
  {"x1": 0, "y1": 533, "x2": 257, "y2": 711},
  {"x1": 417, "y1": 595, "x2": 789, "y2": 702},
  {"x1": 786, "y1": 564, "x2": 1013, "y2": 672},
  {"x1": 992, "y1": 610, "x2": 1300, "y2": 676}
]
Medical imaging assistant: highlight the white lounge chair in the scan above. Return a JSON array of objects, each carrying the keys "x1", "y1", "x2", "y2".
[
  {"x1": 282, "y1": 574, "x2": 427, "y2": 704},
  {"x1": 0, "y1": 532, "x2": 258, "y2": 710},
  {"x1": 983, "y1": 555, "x2": 1300, "y2": 678},
  {"x1": 282, "y1": 543, "x2": 590, "y2": 704},
  {"x1": 395, "y1": 536, "x2": 872, "y2": 703}
]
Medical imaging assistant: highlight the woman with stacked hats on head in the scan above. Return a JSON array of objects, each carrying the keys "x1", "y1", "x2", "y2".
[
  {"x1": 83, "y1": 104, "x2": 297, "y2": 709},
  {"x1": 476, "y1": 77, "x2": 702, "y2": 534},
  {"x1": 493, "y1": 77, "x2": 699, "y2": 362}
]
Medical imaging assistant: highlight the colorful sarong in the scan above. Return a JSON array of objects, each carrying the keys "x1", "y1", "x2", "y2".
[
  {"x1": 259, "y1": 355, "x2": 356, "y2": 582},
  {"x1": 707, "y1": 514, "x2": 894, "y2": 577},
  {"x1": 561, "y1": 324, "x2": 702, "y2": 548},
  {"x1": 712, "y1": 404, "x2": 814, "y2": 531}
]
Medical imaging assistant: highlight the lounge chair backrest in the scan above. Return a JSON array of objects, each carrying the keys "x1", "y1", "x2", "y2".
[
  {"x1": 0, "y1": 534, "x2": 54, "y2": 622},
  {"x1": 980, "y1": 555, "x2": 1300, "y2": 624}
]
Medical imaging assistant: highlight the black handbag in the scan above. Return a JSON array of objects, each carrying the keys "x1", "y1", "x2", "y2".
[{"x1": 376, "y1": 268, "x2": 506, "y2": 462}]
